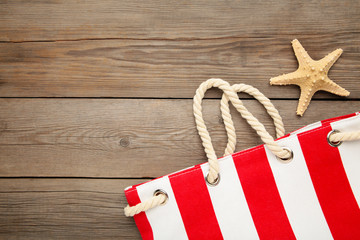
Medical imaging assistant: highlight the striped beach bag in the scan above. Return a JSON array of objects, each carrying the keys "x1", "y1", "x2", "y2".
[{"x1": 124, "y1": 78, "x2": 360, "y2": 240}]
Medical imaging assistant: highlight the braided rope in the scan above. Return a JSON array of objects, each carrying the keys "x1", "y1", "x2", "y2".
[
  {"x1": 124, "y1": 79, "x2": 360, "y2": 217},
  {"x1": 194, "y1": 78, "x2": 291, "y2": 183},
  {"x1": 221, "y1": 83, "x2": 285, "y2": 156},
  {"x1": 330, "y1": 131, "x2": 360, "y2": 142},
  {"x1": 124, "y1": 193, "x2": 166, "y2": 217}
]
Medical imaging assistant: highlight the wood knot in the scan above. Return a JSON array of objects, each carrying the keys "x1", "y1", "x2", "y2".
[{"x1": 119, "y1": 137, "x2": 130, "y2": 147}]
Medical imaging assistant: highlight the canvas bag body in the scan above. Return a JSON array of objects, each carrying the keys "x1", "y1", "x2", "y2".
[{"x1": 125, "y1": 111, "x2": 360, "y2": 240}]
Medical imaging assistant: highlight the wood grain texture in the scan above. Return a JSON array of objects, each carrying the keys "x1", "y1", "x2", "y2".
[
  {"x1": 1, "y1": 36, "x2": 359, "y2": 98},
  {"x1": 0, "y1": 178, "x2": 143, "y2": 240},
  {"x1": 0, "y1": 0, "x2": 359, "y2": 42},
  {"x1": 1, "y1": 0, "x2": 360, "y2": 238},
  {"x1": 0, "y1": 98, "x2": 359, "y2": 178}
]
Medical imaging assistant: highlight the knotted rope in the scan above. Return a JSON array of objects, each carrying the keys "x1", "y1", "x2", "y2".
[{"x1": 124, "y1": 78, "x2": 360, "y2": 217}]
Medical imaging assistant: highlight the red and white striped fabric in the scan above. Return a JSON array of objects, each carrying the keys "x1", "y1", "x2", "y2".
[{"x1": 125, "y1": 112, "x2": 360, "y2": 240}]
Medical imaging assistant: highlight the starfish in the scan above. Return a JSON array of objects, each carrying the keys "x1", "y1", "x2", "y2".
[{"x1": 270, "y1": 39, "x2": 350, "y2": 116}]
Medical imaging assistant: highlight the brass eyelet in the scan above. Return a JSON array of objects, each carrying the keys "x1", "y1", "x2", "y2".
[
  {"x1": 153, "y1": 189, "x2": 168, "y2": 205},
  {"x1": 327, "y1": 129, "x2": 342, "y2": 147},
  {"x1": 205, "y1": 172, "x2": 220, "y2": 186},
  {"x1": 276, "y1": 147, "x2": 294, "y2": 163}
]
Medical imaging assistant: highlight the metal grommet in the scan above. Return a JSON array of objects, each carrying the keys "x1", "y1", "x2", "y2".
[
  {"x1": 153, "y1": 189, "x2": 168, "y2": 205},
  {"x1": 205, "y1": 172, "x2": 220, "y2": 186},
  {"x1": 327, "y1": 129, "x2": 342, "y2": 147},
  {"x1": 276, "y1": 147, "x2": 294, "y2": 163}
]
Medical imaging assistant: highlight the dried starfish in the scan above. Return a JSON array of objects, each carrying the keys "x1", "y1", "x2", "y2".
[{"x1": 270, "y1": 39, "x2": 350, "y2": 116}]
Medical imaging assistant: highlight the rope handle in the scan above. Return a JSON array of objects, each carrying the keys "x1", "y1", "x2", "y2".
[
  {"x1": 124, "y1": 78, "x2": 360, "y2": 217},
  {"x1": 194, "y1": 78, "x2": 291, "y2": 183},
  {"x1": 221, "y1": 83, "x2": 285, "y2": 156}
]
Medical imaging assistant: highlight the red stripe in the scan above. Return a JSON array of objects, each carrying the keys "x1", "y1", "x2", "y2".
[
  {"x1": 321, "y1": 112, "x2": 356, "y2": 125},
  {"x1": 298, "y1": 125, "x2": 360, "y2": 239},
  {"x1": 169, "y1": 166, "x2": 223, "y2": 240},
  {"x1": 125, "y1": 188, "x2": 153, "y2": 240},
  {"x1": 170, "y1": 165, "x2": 198, "y2": 178},
  {"x1": 232, "y1": 146, "x2": 296, "y2": 240}
]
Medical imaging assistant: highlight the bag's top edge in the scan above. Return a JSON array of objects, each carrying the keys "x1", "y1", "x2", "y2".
[{"x1": 124, "y1": 111, "x2": 360, "y2": 193}]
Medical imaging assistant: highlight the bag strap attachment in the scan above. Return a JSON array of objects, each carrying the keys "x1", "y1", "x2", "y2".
[
  {"x1": 124, "y1": 78, "x2": 360, "y2": 217},
  {"x1": 194, "y1": 78, "x2": 290, "y2": 184}
]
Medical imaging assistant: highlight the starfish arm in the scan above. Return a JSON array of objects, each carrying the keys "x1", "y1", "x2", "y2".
[
  {"x1": 296, "y1": 86, "x2": 315, "y2": 116},
  {"x1": 291, "y1": 39, "x2": 312, "y2": 67},
  {"x1": 270, "y1": 71, "x2": 306, "y2": 86},
  {"x1": 320, "y1": 77, "x2": 350, "y2": 96},
  {"x1": 318, "y1": 48, "x2": 343, "y2": 73}
]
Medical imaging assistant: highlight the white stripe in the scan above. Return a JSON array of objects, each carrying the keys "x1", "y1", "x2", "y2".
[
  {"x1": 331, "y1": 115, "x2": 360, "y2": 206},
  {"x1": 265, "y1": 136, "x2": 333, "y2": 239},
  {"x1": 136, "y1": 176, "x2": 188, "y2": 240},
  {"x1": 200, "y1": 156, "x2": 259, "y2": 240}
]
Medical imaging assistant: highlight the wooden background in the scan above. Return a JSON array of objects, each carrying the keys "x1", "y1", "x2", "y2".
[{"x1": 0, "y1": 0, "x2": 359, "y2": 239}]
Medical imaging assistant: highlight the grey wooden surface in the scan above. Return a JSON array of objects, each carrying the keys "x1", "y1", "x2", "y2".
[{"x1": 0, "y1": 0, "x2": 359, "y2": 239}]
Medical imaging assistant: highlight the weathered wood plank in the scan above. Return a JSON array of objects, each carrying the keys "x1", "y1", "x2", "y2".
[
  {"x1": 0, "y1": 0, "x2": 359, "y2": 42},
  {"x1": 0, "y1": 98, "x2": 359, "y2": 178},
  {"x1": 0, "y1": 178, "x2": 143, "y2": 239},
  {"x1": 0, "y1": 36, "x2": 359, "y2": 98}
]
